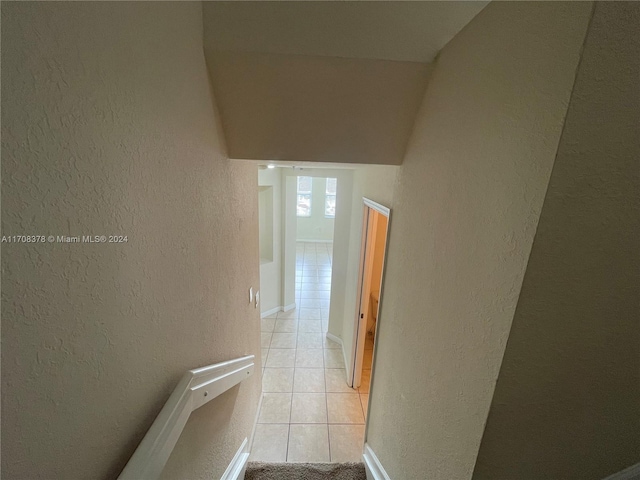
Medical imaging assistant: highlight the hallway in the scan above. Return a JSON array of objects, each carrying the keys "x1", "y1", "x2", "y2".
[{"x1": 252, "y1": 242, "x2": 367, "y2": 463}]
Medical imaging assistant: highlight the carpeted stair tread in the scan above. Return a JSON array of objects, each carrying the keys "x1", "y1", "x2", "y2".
[{"x1": 244, "y1": 462, "x2": 366, "y2": 480}]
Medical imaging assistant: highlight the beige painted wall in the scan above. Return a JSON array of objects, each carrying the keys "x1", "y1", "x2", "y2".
[
  {"x1": 1, "y1": 3, "x2": 261, "y2": 479},
  {"x1": 336, "y1": 166, "x2": 399, "y2": 380},
  {"x1": 204, "y1": 49, "x2": 431, "y2": 165},
  {"x1": 296, "y1": 176, "x2": 335, "y2": 242},
  {"x1": 365, "y1": 2, "x2": 593, "y2": 479},
  {"x1": 258, "y1": 168, "x2": 284, "y2": 314},
  {"x1": 474, "y1": 3, "x2": 640, "y2": 478}
]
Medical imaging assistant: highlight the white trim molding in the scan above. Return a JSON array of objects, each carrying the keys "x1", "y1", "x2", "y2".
[
  {"x1": 363, "y1": 443, "x2": 391, "y2": 480},
  {"x1": 118, "y1": 355, "x2": 255, "y2": 480},
  {"x1": 326, "y1": 332, "x2": 342, "y2": 346},
  {"x1": 261, "y1": 303, "x2": 297, "y2": 318},
  {"x1": 363, "y1": 197, "x2": 391, "y2": 216},
  {"x1": 261, "y1": 306, "x2": 282, "y2": 318},
  {"x1": 326, "y1": 333, "x2": 350, "y2": 382},
  {"x1": 220, "y1": 438, "x2": 250, "y2": 480},
  {"x1": 603, "y1": 462, "x2": 640, "y2": 480}
]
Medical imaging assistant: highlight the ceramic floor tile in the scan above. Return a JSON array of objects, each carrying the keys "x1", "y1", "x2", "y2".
[
  {"x1": 301, "y1": 283, "x2": 331, "y2": 292},
  {"x1": 262, "y1": 368, "x2": 294, "y2": 393},
  {"x1": 250, "y1": 424, "x2": 289, "y2": 462},
  {"x1": 261, "y1": 332, "x2": 272, "y2": 348},
  {"x1": 297, "y1": 333, "x2": 324, "y2": 349},
  {"x1": 290, "y1": 393, "x2": 327, "y2": 423},
  {"x1": 274, "y1": 319, "x2": 298, "y2": 333},
  {"x1": 300, "y1": 299, "x2": 323, "y2": 309},
  {"x1": 329, "y1": 425, "x2": 365, "y2": 463},
  {"x1": 287, "y1": 424, "x2": 330, "y2": 463},
  {"x1": 323, "y1": 336, "x2": 341, "y2": 349},
  {"x1": 266, "y1": 349, "x2": 296, "y2": 368},
  {"x1": 324, "y1": 348, "x2": 345, "y2": 369},
  {"x1": 271, "y1": 332, "x2": 297, "y2": 349},
  {"x1": 261, "y1": 348, "x2": 268, "y2": 365},
  {"x1": 325, "y1": 369, "x2": 354, "y2": 393},
  {"x1": 261, "y1": 318, "x2": 276, "y2": 332},
  {"x1": 293, "y1": 368, "x2": 326, "y2": 393},
  {"x1": 299, "y1": 308, "x2": 322, "y2": 320},
  {"x1": 300, "y1": 290, "x2": 325, "y2": 299},
  {"x1": 326, "y1": 393, "x2": 365, "y2": 424},
  {"x1": 298, "y1": 320, "x2": 322, "y2": 333},
  {"x1": 295, "y1": 349, "x2": 324, "y2": 368},
  {"x1": 258, "y1": 393, "x2": 292, "y2": 423}
]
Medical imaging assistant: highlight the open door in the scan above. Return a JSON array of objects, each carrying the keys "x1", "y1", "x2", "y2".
[{"x1": 350, "y1": 198, "x2": 390, "y2": 408}]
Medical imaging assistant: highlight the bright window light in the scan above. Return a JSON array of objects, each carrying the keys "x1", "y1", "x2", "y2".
[
  {"x1": 297, "y1": 176, "x2": 312, "y2": 217},
  {"x1": 325, "y1": 178, "x2": 337, "y2": 218}
]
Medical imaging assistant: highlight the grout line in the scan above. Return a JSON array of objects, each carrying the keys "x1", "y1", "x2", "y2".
[{"x1": 323, "y1": 348, "x2": 331, "y2": 462}]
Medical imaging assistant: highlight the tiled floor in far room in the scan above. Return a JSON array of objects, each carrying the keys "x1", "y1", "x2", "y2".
[{"x1": 252, "y1": 242, "x2": 370, "y2": 463}]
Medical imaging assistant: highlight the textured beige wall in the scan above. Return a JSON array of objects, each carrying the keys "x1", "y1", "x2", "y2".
[
  {"x1": 204, "y1": 50, "x2": 431, "y2": 165},
  {"x1": 203, "y1": 1, "x2": 488, "y2": 63},
  {"x1": 365, "y1": 2, "x2": 593, "y2": 479},
  {"x1": 474, "y1": 3, "x2": 640, "y2": 478},
  {"x1": 1, "y1": 3, "x2": 261, "y2": 479},
  {"x1": 338, "y1": 166, "x2": 398, "y2": 379},
  {"x1": 258, "y1": 168, "x2": 284, "y2": 314}
]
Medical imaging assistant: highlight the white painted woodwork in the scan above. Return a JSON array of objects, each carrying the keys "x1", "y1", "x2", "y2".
[
  {"x1": 118, "y1": 355, "x2": 255, "y2": 480},
  {"x1": 219, "y1": 438, "x2": 250, "y2": 480},
  {"x1": 363, "y1": 443, "x2": 392, "y2": 480}
]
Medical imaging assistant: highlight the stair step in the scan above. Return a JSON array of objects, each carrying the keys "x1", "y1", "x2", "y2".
[{"x1": 244, "y1": 462, "x2": 367, "y2": 480}]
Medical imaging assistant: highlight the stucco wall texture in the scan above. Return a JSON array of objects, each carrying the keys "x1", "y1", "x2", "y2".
[
  {"x1": 1, "y1": 3, "x2": 261, "y2": 479},
  {"x1": 474, "y1": 3, "x2": 640, "y2": 478},
  {"x1": 365, "y1": 2, "x2": 594, "y2": 479}
]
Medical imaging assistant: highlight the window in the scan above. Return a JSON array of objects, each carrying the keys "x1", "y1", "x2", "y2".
[
  {"x1": 297, "y1": 176, "x2": 312, "y2": 217},
  {"x1": 325, "y1": 178, "x2": 337, "y2": 218}
]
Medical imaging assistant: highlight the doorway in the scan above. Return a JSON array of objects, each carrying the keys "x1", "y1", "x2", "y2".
[{"x1": 350, "y1": 198, "x2": 390, "y2": 421}]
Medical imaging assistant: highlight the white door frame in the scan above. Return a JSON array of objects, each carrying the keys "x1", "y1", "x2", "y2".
[{"x1": 349, "y1": 198, "x2": 391, "y2": 392}]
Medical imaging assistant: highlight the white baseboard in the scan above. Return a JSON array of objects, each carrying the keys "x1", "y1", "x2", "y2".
[
  {"x1": 261, "y1": 303, "x2": 297, "y2": 318},
  {"x1": 363, "y1": 443, "x2": 391, "y2": 480},
  {"x1": 325, "y1": 333, "x2": 352, "y2": 387},
  {"x1": 603, "y1": 462, "x2": 640, "y2": 480},
  {"x1": 260, "y1": 306, "x2": 282, "y2": 318},
  {"x1": 341, "y1": 341, "x2": 350, "y2": 383},
  {"x1": 220, "y1": 438, "x2": 250, "y2": 480}
]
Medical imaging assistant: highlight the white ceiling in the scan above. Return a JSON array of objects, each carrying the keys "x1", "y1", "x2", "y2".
[{"x1": 204, "y1": 1, "x2": 489, "y2": 63}]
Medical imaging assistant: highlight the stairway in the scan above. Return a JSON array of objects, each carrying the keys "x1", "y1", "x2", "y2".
[{"x1": 244, "y1": 462, "x2": 367, "y2": 480}]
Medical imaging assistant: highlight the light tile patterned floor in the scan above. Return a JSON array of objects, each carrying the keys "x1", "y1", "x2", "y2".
[{"x1": 252, "y1": 242, "x2": 369, "y2": 463}]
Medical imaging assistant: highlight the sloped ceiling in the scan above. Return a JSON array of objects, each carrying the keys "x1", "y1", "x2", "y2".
[{"x1": 203, "y1": 1, "x2": 488, "y2": 165}]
